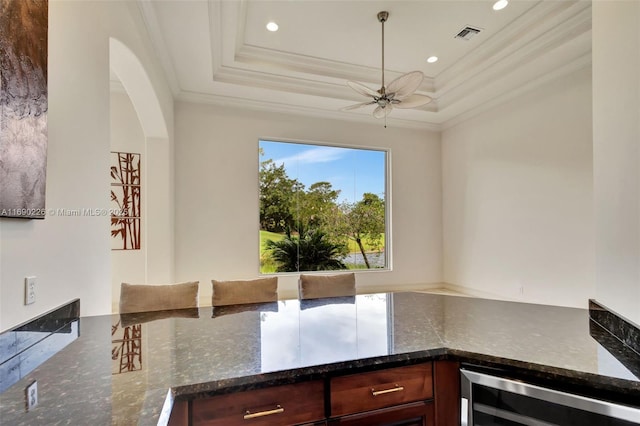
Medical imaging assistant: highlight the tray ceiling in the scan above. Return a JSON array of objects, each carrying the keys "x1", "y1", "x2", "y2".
[{"x1": 136, "y1": 0, "x2": 592, "y2": 129}]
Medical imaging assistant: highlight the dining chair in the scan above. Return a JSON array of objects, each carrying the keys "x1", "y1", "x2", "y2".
[
  {"x1": 211, "y1": 277, "x2": 278, "y2": 306},
  {"x1": 298, "y1": 272, "x2": 356, "y2": 300},
  {"x1": 119, "y1": 281, "x2": 199, "y2": 314}
]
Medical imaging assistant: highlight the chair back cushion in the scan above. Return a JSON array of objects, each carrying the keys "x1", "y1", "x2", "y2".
[
  {"x1": 299, "y1": 273, "x2": 356, "y2": 300},
  {"x1": 212, "y1": 277, "x2": 278, "y2": 306},
  {"x1": 119, "y1": 281, "x2": 199, "y2": 314}
]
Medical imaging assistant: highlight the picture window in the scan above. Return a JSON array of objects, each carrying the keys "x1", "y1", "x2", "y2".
[{"x1": 259, "y1": 140, "x2": 388, "y2": 273}]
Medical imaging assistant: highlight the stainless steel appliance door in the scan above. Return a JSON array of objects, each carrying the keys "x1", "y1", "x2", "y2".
[{"x1": 461, "y1": 369, "x2": 640, "y2": 426}]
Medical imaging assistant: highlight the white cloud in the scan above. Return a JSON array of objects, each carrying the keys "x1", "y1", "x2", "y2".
[{"x1": 274, "y1": 146, "x2": 345, "y2": 166}]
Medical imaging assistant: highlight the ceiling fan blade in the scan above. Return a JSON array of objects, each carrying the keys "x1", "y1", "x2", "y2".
[
  {"x1": 394, "y1": 94, "x2": 432, "y2": 109},
  {"x1": 373, "y1": 105, "x2": 392, "y2": 119},
  {"x1": 341, "y1": 101, "x2": 375, "y2": 111},
  {"x1": 386, "y1": 71, "x2": 424, "y2": 99},
  {"x1": 347, "y1": 81, "x2": 380, "y2": 99}
]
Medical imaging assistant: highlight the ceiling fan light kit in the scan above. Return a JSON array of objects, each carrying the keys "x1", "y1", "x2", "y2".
[{"x1": 343, "y1": 11, "x2": 432, "y2": 125}]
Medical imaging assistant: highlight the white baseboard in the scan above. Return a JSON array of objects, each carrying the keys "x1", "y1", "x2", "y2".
[
  {"x1": 356, "y1": 281, "x2": 448, "y2": 295},
  {"x1": 440, "y1": 282, "x2": 516, "y2": 301}
]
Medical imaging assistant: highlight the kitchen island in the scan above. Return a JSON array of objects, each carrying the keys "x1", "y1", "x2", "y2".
[{"x1": 1, "y1": 292, "x2": 639, "y2": 425}]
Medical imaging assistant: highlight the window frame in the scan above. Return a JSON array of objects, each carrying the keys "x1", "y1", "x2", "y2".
[{"x1": 258, "y1": 137, "x2": 392, "y2": 275}]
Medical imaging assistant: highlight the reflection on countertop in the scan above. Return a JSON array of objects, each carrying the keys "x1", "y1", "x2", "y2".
[
  {"x1": 0, "y1": 300, "x2": 80, "y2": 394},
  {"x1": 0, "y1": 292, "x2": 638, "y2": 425}
]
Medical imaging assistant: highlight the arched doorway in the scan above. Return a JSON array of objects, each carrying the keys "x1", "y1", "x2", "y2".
[{"x1": 109, "y1": 38, "x2": 173, "y2": 312}]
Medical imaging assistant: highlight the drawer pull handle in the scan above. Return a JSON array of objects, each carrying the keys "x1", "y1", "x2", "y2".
[
  {"x1": 243, "y1": 405, "x2": 284, "y2": 420},
  {"x1": 371, "y1": 384, "x2": 404, "y2": 396}
]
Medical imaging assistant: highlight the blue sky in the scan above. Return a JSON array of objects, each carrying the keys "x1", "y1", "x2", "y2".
[{"x1": 260, "y1": 140, "x2": 386, "y2": 204}]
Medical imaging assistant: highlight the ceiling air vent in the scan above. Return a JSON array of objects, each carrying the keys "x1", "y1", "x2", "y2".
[{"x1": 455, "y1": 26, "x2": 481, "y2": 40}]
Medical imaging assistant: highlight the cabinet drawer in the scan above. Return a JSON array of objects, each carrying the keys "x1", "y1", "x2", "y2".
[
  {"x1": 328, "y1": 401, "x2": 434, "y2": 426},
  {"x1": 192, "y1": 381, "x2": 325, "y2": 426},
  {"x1": 330, "y1": 363, "x2": 433, "y2": 417}
]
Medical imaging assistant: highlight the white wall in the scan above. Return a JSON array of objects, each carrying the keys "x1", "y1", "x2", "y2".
[
  {"x1": 0, "y1": 1, "x2": 173, "y2": 331},
  {"x1": 174, "y1": 103, "x2": 443, "y2": 303},
  {"x1": 110, "y1": 91, "x2": 146, "y2": 311},
  {"x1": 442, "y1": 65, "x2": 594, "y2": 308},
  {"x1": 592, "y1": 1, "x2": 640, "y2": 325},
  {"x1": 6, "y1": 1, "x2": 635, "y2": 331}
]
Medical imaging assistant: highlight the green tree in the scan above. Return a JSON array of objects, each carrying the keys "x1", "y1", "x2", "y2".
[
  {"x1": 296, "y1": 181, "x2": 341, "y2": 232},
  {"x1": 343, "y1": 193, "x2": 385, "y2": 269},
  {"x1": 265, "y1": 229, "x2": 348, "y2": 272},
  {"x1": 259, "y1": 153, "x2": 302, "y2": 232}
]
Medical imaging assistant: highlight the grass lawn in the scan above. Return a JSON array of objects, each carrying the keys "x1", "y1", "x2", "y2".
[
  {"x1": 346, "y1": 234, "x2": 385, "y2": 254},
  {"x1": 260, "y1": 230, "x2": 285, "y2": 273},
  {"x1": 260, "y1": 230, "x2": 285, "y2": 249},
  {"x1": 260, "y1": 230, "x2": 384, "y2": 254}
]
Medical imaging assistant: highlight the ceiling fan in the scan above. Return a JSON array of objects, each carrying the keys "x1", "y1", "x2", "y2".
[{"x1": 342, "y1": 11, "x2": 432, "y2": 124}]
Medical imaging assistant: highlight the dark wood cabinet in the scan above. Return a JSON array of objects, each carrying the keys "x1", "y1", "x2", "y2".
[
  {"x1": 168, "y1": 399, "x2": 188, "y2": 426},
  {"x1": 169, "y1": 361, "x2": 460, "y2": 426},
  {"x1": 330, "y1": 363, "x2": 433, "y2": 417},
  {"x1": 191, "y1": 381, "x2": 325, "y2": 426},
  {"x1": 327, "y1": 401, "x2": 435, "y2": 426},
  {"x1": 433, "y1": 361, "x2": 460, "y2": 426}
]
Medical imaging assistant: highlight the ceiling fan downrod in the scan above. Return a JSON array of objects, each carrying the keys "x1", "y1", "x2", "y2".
[{"x1": 378, "y1": 11, "x2": 389, "y2": 93}]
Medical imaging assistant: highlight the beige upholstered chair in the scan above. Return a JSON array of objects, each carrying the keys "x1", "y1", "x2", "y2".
[
  {"x1": 298, "y1": 273, "x2": 356, "y2": 300},
  {"x1": 119, "y1": 281, "x2": 199, "y2": 314},
  {"x1": 211, "y1": 277, "x2": 278, "y2": 306}
]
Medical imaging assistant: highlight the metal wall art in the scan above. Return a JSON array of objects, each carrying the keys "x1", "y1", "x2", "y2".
[
  {"x1": 111, "y1": 320, "x2": 142, "y2": 374},
  {"x1": 110, "y1": 152, "x2": 141, "y2": 250}
]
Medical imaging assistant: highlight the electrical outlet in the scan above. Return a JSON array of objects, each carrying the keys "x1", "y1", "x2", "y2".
[
  {"x1": 26, "y1": 380, "x2": 38, "y2": 411},
  {"x1": 25, "y1": 277, "x2": 36, "y2": 305}
]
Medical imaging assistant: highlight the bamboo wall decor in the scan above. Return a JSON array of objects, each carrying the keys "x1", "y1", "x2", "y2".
[
  {"x1": 111, "y1": 152, "x2": 141, "y2": 250},
  {"x1": 0, "y1": 0, "x2": 48, "y2": 219},
  {"x1": 111, "y1": 319, "x2": 143, "y2": 374}
]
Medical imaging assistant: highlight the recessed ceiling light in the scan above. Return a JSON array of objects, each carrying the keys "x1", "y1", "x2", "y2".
[
  {"x1": 266, "y1": 21, "x2": 279, "y2": 32},
  {"x1": 427, "y1": 56, "x2": 439, "y2": 63},
  {"x1": 493, "y1": 0, "x2": 509, "y2": 11}
]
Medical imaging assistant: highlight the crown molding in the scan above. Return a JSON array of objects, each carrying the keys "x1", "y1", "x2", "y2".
[
  {"x1": 139, "y1": 0, "x2": 592, "y2": 130},
  {"x1": 210, "y1": 1, "x2": 434, "y2": 106},
  {"x1": 211, "y1": 64, "x2": 439, "y2": 113},
  {"x1": 441, "y1": 51, "x2": 592, "y2": 130},
  {"x1": 136, "y1": 0, "x2": 181, "y2": 96},
  {"x1": 436, "y1": 25, "x2": 591, "y2": 121},
  {"x1": 208, "y1": 0, "x2": 224, "y2": 78},
  {"x1": 234, "y1": 44, "x2": 436, "y2": 94},
  {"x1": 228, "y1": 0, "x2": 434, "y2": 92},
  {"x1": 436, "y1": 1, "x2": 590, "y2": 91},
  {"x1": 175, "y1": 90, "x2": 442, "y2": 132}
]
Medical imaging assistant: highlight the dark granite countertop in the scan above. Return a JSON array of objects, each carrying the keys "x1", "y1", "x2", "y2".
[{"x1": 1, "y1": 292, "x2": 639, "y2": 425}]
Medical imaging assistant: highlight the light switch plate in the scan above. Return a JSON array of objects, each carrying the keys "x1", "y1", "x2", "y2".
[{"x1": 26, "y1": 380, "x2": 38, "y2": 411}]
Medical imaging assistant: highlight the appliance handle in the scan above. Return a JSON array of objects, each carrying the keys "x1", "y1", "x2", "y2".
[{"x1": 460, "y1": 397, "x2": 469, "y2": 426}]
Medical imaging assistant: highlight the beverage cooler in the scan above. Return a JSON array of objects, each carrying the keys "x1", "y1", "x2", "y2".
[{"x1": 460, "y1": 368, "x2": 640, "y2": 425}]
